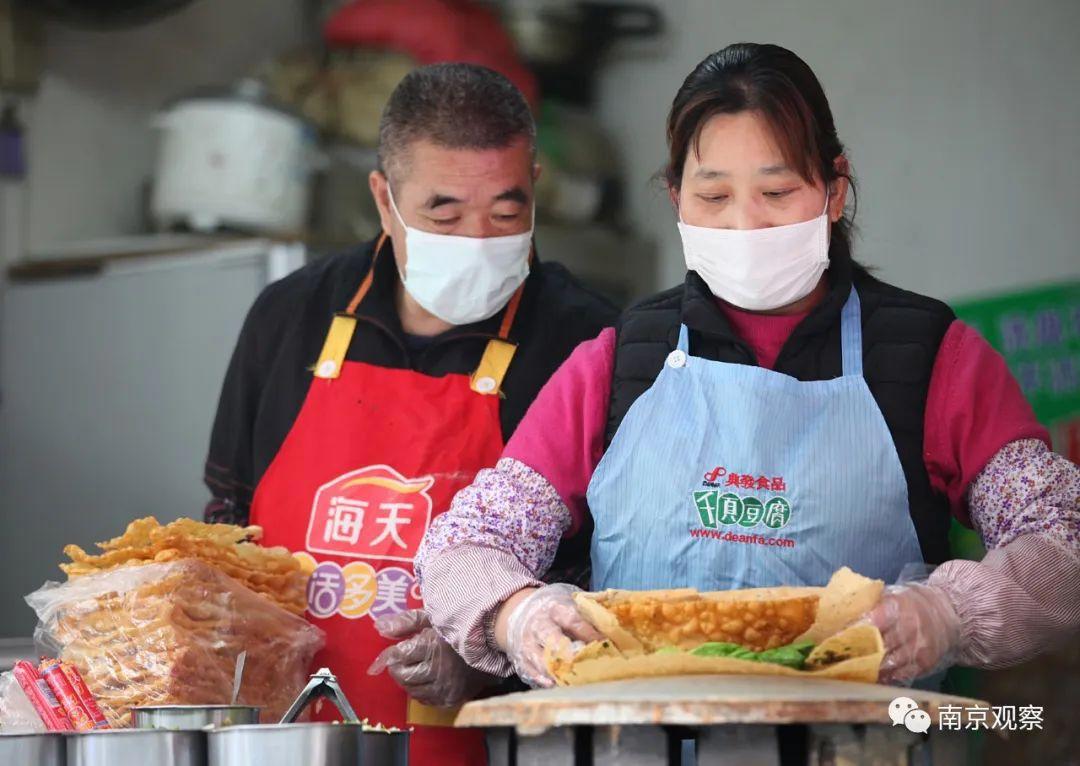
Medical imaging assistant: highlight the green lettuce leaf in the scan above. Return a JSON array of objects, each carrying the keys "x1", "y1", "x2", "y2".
[{"x1": 682, "y1": 639, "x2": 816, "y2": 669}]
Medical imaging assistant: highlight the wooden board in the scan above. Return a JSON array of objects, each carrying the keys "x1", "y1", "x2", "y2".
[{"x1": 457, "y1": 675, "x2": 986, "y2": 735}]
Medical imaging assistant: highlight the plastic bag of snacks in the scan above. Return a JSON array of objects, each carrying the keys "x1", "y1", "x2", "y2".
[{"x1": 25, "y1": 518, "x2": 324, "y2": 727}]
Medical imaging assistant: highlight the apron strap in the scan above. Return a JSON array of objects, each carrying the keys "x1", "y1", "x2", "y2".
[
  {"x1": 314, "y1": 234, "x2": 388, "y2": 380},
  {"x1": 840, "y1": 286, "x2": 863, "y2": 377},
  {"x1": 674, "y1": 287, "x2": 862, "y2": 376},
  {"x1": 344, "y1": 234, "x2": 385, "y2": 314},
  {"x1": 676, "y1": 323, "x2": 690, "y2": 353},
  {"x1": 469, "y1": 248, "x2": 531, "y2": 396}
]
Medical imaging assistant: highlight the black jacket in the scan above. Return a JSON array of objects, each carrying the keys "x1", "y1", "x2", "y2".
[{"x1": 203, "y1": 236, "x2": 618, "y2": 526}]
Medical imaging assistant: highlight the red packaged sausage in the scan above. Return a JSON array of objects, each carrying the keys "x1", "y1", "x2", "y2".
[
  {"x1": 39, "y1": 658, "x2": 94, "y2": 731},
  {"x1": 58, "y1": 661, "x2": 110, "y2": 729},
  {"x1": 12, "y1": 660, "x2": 73, "y2": 732}
]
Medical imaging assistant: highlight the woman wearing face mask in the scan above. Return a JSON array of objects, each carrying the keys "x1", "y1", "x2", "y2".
[{"x1": 415, "y1": 44, "x2": 1080, "y2": 688}]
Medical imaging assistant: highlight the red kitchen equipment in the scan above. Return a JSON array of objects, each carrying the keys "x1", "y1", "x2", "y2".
[{"x1": 323, "y1": 0, "x2": 538, "y2": 106}]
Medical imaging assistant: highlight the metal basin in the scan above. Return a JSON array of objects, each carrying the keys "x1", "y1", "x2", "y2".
[
  {"x1": 65, "y1": 728, "x2": 206, "y2": 766},
  {"x1": 0, "y1": 732, "x2": 65, "y2": 766},
  {"x1": 358, "y1": 727, "x2": 409, "y2": 766},
  {"x1": 132, "y1": 704, "x2": 261, "y2": 730},
  {"x1": 208, "y1": 722, "x2": 408, "y2": 766}
]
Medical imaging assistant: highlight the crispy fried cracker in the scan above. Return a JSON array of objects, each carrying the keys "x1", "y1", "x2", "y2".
[{"x1": 59, "y1": 517, "x2": 306, "y2": 614}]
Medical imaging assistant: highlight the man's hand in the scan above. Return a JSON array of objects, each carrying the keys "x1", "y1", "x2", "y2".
[{"x1": 367, "y1": 610, "x2": 499, "y2": 707}]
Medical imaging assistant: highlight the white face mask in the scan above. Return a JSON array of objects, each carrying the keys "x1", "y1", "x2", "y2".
[
  {"x1": 678, "y1": 192, "x2": 831, "y2": 311},
  {"x1": 388, "y1": 185, "x2": 532, "y2": 326}
]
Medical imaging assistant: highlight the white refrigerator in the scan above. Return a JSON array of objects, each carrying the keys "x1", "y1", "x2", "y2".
[{"x1": 0, "y1": 238, "x2": 305, "y2": 645}]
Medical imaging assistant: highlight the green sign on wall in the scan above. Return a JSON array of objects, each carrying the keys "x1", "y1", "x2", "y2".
[
  {"x1": 948, "y1": 280, "x2": 1080, "y2": 561},
  {"x1": 953, "y1": 281, "x2": 1080, "y2": 428}
]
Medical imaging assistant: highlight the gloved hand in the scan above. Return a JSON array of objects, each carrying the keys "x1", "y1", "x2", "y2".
[
  {"x1": 504, "y1": 583, "x2": 603, "y2": 688},
  {"x1": 367, "y1": 609, "x2": 499, "y2": 707},
  {"x1": 864, "y1": 583, "x2": 962, "y2": 685}
]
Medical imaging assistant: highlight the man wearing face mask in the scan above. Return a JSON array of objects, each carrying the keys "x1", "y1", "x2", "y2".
[{"x1": 202, "y1": 63, "x2": 616, "y2": 765}]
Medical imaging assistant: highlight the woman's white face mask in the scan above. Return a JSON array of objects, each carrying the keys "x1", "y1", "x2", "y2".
[
  {"x1": 389, "y1": 186, "x2": 532, "y2": 326},
  {"x1": 678, "y1": 191, "x2": 831, "y2": 312}
]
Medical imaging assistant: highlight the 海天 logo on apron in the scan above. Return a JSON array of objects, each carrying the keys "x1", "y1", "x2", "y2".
[
  {"x1": 305, "y1": 464, "x2": 433, "y2": 560},
  {"x1": 295, "y1": 464, "x2": 434, "y2": 620}
]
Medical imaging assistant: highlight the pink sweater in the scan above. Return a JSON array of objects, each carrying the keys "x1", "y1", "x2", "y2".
[{"x1": 418, "y1": 318, "x2": 1079, "y2": 676}]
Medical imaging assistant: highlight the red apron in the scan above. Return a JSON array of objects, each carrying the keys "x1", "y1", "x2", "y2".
[{"x1": 250, "y1": 237, "x2": 522, "y2": 766}]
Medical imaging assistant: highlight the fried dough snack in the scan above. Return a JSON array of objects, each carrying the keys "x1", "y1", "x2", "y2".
[
  {"x1": 60, "y1": 517, "x2": 306, "y2": 615},
  {"x1": 26, "y1": 560, "x2": 324, "y2": 727},
  {"x1": 596, "y1": 590, "x2": 820, "y2": 652}
]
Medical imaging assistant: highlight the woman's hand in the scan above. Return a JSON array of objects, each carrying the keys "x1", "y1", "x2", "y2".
[
  {"x1": 367, "y1": 609, "x2": 499, "y2": 707},
  {"x1": 865, "y1": 583, "x2": 961, "y2": 685},
  {"x1": 494, "y1": 584, "x2": 603, "y2": 687}
]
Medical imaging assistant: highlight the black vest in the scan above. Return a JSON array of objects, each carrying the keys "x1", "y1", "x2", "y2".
[{"x1": 605, "y1": 256, "x2": 956, "y2": 564}]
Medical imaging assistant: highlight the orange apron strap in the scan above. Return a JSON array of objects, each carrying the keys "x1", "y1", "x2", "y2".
[
  {"x1": 314, "y1": 234, "x2": 388, "y2": 380},
  {"x1": 496, "y1": 278, "x2": 526, "y2": 341},
  {"x1": 470, "y1": 248, "x2": 530, "y2": 396},
  {"x1": 347, "y1": 233, "x2": 387, "y2": 314}
]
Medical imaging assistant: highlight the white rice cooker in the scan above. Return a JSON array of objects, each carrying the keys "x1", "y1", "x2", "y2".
[{"x1": 150, "y1": 79, "x2": 320, "y2": 235}]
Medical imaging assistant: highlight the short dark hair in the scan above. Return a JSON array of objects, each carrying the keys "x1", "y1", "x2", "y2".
[{"x1": 377, "y1": 63, "x2": 535, "y2": 182}]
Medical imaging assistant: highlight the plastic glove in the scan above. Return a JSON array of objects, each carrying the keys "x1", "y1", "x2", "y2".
[
  {"x1": 505, "y1": 583, "x2": 604, "y2": 688},
  {"x1": 367, "y1": 609, "x2": 499, "y2": 707},
  {"x1": 864, "y1": 583, "x2": 961, "y2": 685}
]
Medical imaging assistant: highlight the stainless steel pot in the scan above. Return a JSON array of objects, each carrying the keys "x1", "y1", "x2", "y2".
[
  {"x1": 359, "y1": 728, "x2": 409, "y2": 766},
  {"x1": 206, "y1": 667, "x2": 408, "y2": 766},
  {"x1": 132, "y1": 704, "x2": 261, "y2": 730},
  {"x1": 0, "y1": 732, "x2": 65, "y2": 766},
  {"x1": 65, "y1": 729, "x2": 206, "y2": 766},
  {"x1": 207, "y1": 723, "x2": 408, "y2": 766}
]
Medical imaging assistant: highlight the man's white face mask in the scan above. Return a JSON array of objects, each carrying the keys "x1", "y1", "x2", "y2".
[
  {"x1": 389, "y1": 185, "x2": 532, "y2": 326},
  {"x1": 678, "y1": 191, "x2": 831, "y2": 311}
]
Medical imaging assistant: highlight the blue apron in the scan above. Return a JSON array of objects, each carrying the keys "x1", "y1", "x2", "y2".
[{"x1": 587, "y1": 287, "x2": 924, "y2": 591}]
